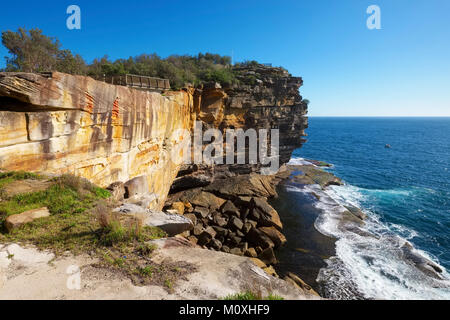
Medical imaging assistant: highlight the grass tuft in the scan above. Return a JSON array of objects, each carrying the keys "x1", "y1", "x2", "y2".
[{"x1": 223, "y1": 291, "x2": 284, "y2": 301}]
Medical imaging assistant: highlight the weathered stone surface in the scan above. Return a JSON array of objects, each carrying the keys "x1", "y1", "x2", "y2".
[
  {"x1": 193, "y1": 206, "x2": 210, "y2": 218},
  {"x1": 251, "y1": 198, "x2": 283, "y2": 230},
  {"x1": 5, "y1": 207, "x2": 51, "y2": 232},
  {"x1": 259, "y1": 226, "x2": 287, "y2": 247},
  {"x1": 170, "y1": 189, "x2": 226, "y2": 210},
  {"x1": 247, "y1": 228, "x2": 275, "y2": 249},
  {"x1": 229, "y1": 216, "x2": 244, "y2": 230},
  {"x1": 0, "y1": 112, "x2": 28, "y2": 147},
  {"x1": 198, "y1": 227, "x2": 217, "y2": 246},
  {"x1": 221, "y1": 200, "x2": 240, "y2": 217},
  {"x1": 285, "y1": 272, "x2": 319, "y2": 296},
  {"x1": 0, "y1": 72, "x2": 192, "y2": 211},
  {"x1": 106, "y1": 182, "x2": 126, "y2": 202},
  {"x1": 290, "y1": 165, "x2": 342, "y2": 189},
  {"x1": 142, "y1": 211, "x2": 193, "y2": 236},
  {"x1": 1, "y1": 179, "x2": 52, "y2": 198},
  {"x1": 205, "y1": 174, "x2": 277, "y2": 199}
]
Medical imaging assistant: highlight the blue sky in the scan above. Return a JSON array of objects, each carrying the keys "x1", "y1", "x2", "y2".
[{"x1": 0, "y1": 0, "x2": 449, "y2": 116}]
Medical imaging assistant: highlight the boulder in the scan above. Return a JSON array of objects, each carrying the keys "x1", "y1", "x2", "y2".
[
  {"x1": 229, "y1": 216, "x2": 244, "y2": 230},
  {"x1": 193, "y1": 206, "x2": 210, "y2": 218},
  {"x1": 251, "y1": 198, "x2": 283, "y2": 230},
  {"x1": 193, "y1": 225, "x2": 204, "y2": 236},
  {"x1": 198, "y1": 227, "x2": 217, "y2": 246},
  {"x1": 258, "y1": 247, "x2": 277, "y2": 265},
  {"x1": 106, "y1": 182, "x2": 126, "y2": 202},
  {"x1": 124, "y1": 176, "x2": 149, "y2": 199},
  {"x1": 5, "y1": 207, "x2": 51, "y2": 232},
  {"x1": 113, "y1": 203, "x2": 148, "y2": 214},
  {"x1": 259, "y1": 226, "x2": 287, "y2": 247},
  {"x1": 210, "y1": 239, "x2": 223, "y2": 250},
  {"x1": 214, "y1": 214, "x2": 228, "y2": 227},
  {"x1": 246, "y1": 228, "x2": 275, "y2": 249},
  {"x1": 142, "y1": 211, "x2": 194, "y2": 236},
  {"x1": 221, "y1": 200, "x2": 240, "y2": 217},
  {"x1": 205, "y1": 174, "x2": 277, "y2": 199},
  {"x1": 172, "y1": 189, "x2": 226, "y2": 210},
  {"x1": 242, "y1": 222, "x2": 253, "y2": 234},
  {"x1": 212, "y1": 226, "x2": 229, "y2": 238}
]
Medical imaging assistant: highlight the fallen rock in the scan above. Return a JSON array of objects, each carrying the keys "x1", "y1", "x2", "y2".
[
  {"x1": 247, "y1": 228, "x2": 275, "y2": 249},
  {"x1": 124, "y1": 176, "x2": 149, "y2": 199},
  {"x1": 2, "y1": 180, "x2": 52, "y2": 198},
  {"x1": 143, "y1": 211, "x2": 194, "y2": 236},
  {"x1": 193, "y1": 206, "x2": 210, "y2": 218},
  {"x1": 5, "y1": 207, "x2": 51, "y2": 232},
  {"x1": 198, "y1": 227, "x2": 217, "y2": 246},
  {"x1": 221, "y1": 200, "x2": 240, "y2": 217},
  {"x1": 259, "y1": 227, "x2": 287, "y2": 247},
  {"x1": 229, "y1": 216, "x2": 244, "y2": 230},
  {"x1": 251, "y1": 198, "x2": 283, "y2": 230},
  {"x1": 172, "y1": 189, "x2": 226, "y2": 210},
  {"x1": 205, "y1": 174, "x2": 277, "y2": 199}
]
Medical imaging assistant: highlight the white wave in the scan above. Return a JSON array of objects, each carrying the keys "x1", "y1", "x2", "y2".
[
  {"x1": 288, "y1": 157, "x2": 317, "y2": 166},
  {"x1": 305, "y1": 183, "x2": 450, "y2": 300}
]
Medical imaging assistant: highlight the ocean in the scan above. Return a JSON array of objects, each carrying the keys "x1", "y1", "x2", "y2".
[{"x1": 279, "y1": 117, "x2": 450, "y2": 300}]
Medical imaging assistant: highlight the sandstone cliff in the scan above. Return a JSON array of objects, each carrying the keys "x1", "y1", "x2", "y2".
[
  {"x1": 0, "y1": 66, "x2": 308, "y2": 211},
  {"x1": 0, "y1": 72, "x2": 192, "y2": 210}
]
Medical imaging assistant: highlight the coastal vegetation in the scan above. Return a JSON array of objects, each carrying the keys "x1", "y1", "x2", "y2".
[
  {"x1": 0, "y1": 27, "x2": 277, "y2": 89},
  {"x1": 0, "y1": 171, "x2": 190, "y2": 289}
]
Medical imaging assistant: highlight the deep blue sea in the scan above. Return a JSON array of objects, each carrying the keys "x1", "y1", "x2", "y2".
[{"x1": 290, "y1": 117, "x2": 450, "y2": 299}]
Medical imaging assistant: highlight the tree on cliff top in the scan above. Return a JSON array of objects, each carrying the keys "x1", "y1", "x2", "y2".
[
  {"x1": 1, "y1": 28, "x2": 86, "y2": 74},
  {"x1": 1, "y1": 28, "x2": 236, "y2": 88}
]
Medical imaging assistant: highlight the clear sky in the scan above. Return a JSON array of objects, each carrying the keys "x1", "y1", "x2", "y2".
[{"x1": 0, "y1": 0, "x2": 449, "y2": 116}]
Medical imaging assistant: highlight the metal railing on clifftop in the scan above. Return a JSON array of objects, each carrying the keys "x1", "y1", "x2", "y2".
[{"x1": 99, "y1": 74, "x2": 171, "y2": 91}]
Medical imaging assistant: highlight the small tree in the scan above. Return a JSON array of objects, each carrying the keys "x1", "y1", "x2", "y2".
[{"x1": 2, "y1": 28, "x2": 61, "y2": 72}]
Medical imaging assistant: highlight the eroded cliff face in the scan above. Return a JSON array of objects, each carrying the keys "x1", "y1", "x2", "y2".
[
  {"x1": 0, "y1": 72, "x2": 192, "y2": 210},
  {"x1": 0, "y1": 66, "x2": 308, "y2": 210}
]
